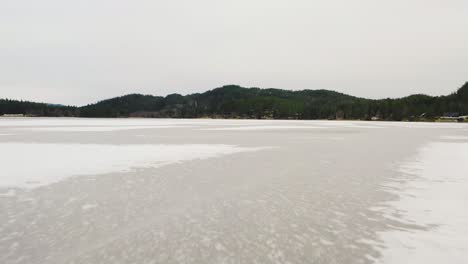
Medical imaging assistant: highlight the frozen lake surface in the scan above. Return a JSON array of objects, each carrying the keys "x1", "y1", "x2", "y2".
[{"x1": 0, "y1": 118, "x2": 467, "y2": 264}]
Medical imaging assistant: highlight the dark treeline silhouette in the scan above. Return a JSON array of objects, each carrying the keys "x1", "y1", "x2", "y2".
[
  {"x1": 0, "y1": 99, "x2": 76, "y2": 117},
  {"x1": 1, "y1": 82, "x2": 467, "y2": 121}
]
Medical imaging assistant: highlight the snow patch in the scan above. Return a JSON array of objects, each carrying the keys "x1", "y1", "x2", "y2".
[
  {"x1": 22, "y1": 126, "x2": 189, "y2": 132},
  {"x1": 0, "y1": 189, "x2": 16, "y2": 197},
  {"x1": 81, "y1": 204, "x2": 99, "y2": 211},
  {"x1": 440, "y1": 135, "x2": 468, "y2": 140},
  {"x1": 203, "y1": 126, "x2": 330, "y2": 131},
  {"x1": 0, "y1": 143, "x2": 264, "y2": 189},
  {"x1": 377, "y1": 142, "x2": 468, "y2": 264}
]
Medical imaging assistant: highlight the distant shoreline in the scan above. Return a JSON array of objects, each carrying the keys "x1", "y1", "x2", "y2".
[
  {"x1": 2, "y1": 83, "x2": 467, "y2": 121},
  {"x1": 1, "y1": 115, "x2": 467, "y2": 124}
]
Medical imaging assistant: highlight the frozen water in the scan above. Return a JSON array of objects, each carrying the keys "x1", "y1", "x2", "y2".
[{"x1": 0, "y1": 117, "x2": 467, "y2": 264}]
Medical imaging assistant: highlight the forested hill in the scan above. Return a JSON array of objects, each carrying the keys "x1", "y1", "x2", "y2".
[
  {"x1": 1, "y1": 82, "x2": 468, "y2": 121},
  {"x1": 0, "y1": 99, "x2": 76, "y2": 117}
]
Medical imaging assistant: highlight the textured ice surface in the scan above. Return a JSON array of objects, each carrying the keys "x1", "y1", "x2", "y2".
[
  {"x1": 1, "y1": 117, "x2": 467, "y2": 264},
  {"x1": 0, "y1": 143, "x2": 261, "y2": 189},
  {"x1": 377, "y1": 142, "x2": 468, "y2": 264}
]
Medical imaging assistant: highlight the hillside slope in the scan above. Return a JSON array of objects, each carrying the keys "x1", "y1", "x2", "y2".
[
  {"x1": 79, "y1": 83, "x2": 468, "y2": 120},
  {"x1": 1, "y1": 82, "x2": 467, "y2": 121}
]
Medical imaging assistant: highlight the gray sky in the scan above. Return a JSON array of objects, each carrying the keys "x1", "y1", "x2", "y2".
[{"x1": 1, "y1": 0, "x2": 467, "y2": 106}]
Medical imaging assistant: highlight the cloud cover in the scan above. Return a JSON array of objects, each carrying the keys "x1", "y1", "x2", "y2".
[{"x1": 1, "y1": 0, "x2": 467, "y2": 105}]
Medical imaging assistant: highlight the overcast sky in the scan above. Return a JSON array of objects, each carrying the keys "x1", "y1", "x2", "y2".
[{"x1": 1, "y1": 0, "x2": 467, "y2": 106}]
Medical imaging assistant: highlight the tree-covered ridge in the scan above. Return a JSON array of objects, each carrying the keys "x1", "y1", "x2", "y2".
[
  {"x1": 0, "y1": 99, "x2": 76, "y2": 117},
  {"x1": 1, "y1": 82, "x2": 467, "y2": 121}
]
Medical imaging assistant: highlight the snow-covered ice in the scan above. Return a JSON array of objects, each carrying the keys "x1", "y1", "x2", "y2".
[
  {"x1": 203, "y1": 125, "x2": 330, "y2": 131},
  {"x1": 21, "y1": 125, "x2": 191, "y2": 132},
  {"x1": 377, "y1": 142, "x2": 468, "y2": 264},
  {"x1": 0, "y1": 143, "x2": 263, "y2": 189},
  {"x1": 82, "y1": 204, "x2": 99, "y2": 211},
  {"x1": 440, "y1": 135, "x2": 468, "y2": 140}
]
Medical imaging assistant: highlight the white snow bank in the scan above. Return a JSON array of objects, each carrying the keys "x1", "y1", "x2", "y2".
[
  {"x1": 0, "y1": 143, "x2": 263, "y2": 189},
  {"x1": 377, "y1": 142, "x2": 468, "y2": 264}
]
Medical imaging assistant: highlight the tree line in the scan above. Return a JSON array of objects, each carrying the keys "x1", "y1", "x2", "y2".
[{"x1": 1, "y1": 82, "x2": 467, "y2": 121}]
